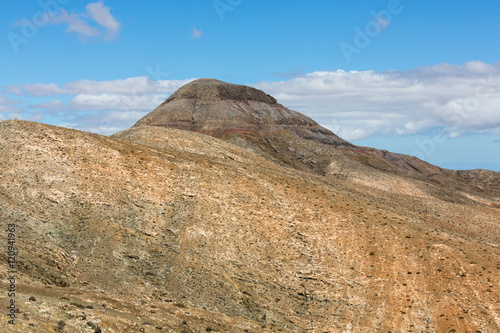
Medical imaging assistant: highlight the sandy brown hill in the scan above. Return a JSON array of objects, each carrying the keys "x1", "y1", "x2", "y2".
[
  {"x1": 132, "y1": 79, "x2": 500, "y2": 200},
  {"x1": 0, "y1": 120, "x2": 499, "y2": 332}
]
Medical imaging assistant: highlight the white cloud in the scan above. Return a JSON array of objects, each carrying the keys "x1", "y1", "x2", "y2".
[
  {"x1": 0, "y1": 105, "x2": 22, "y2": 113},
  {"x1": 69, "y1": 93, "x2": 167, "y2": 111},
  {"x1": 9, "y1": 83, "x2": 65, "y2": 96},
  {"x1": 65, "y1": 77, "x2": 158, "y2": 95},
  {"x1": 0, "y1": 93, "x2": 23, "y2": 114},
  {"x1": 10, "y1": 77, "x2": 194, "y2": 97},
  {"x1": 254, "y1": 61, "x2": 500, "y2": 140},
  {"x1": 65, "y1": 110, "x2": 149, "y2": 135},
  {"x1": 16, "y1": 78, "x2": 195, "y2": 134},
  {"x1": 57, "y1": 9, "x2": 100, "y2": 38},
  {"x1": 43, "y1": 1, "x2": 120, "y2": 41},
  {"x1": 191, "y1": 26, "x2": 202, "y2": 39},
  {"x1": 85, "y1": 1, "x2": 121, "y2": 40},
  {"x1": 0, "y1": 94, "x2": 19, "y2": 106},
  {"x1": 29, "y1": 99, "x2": 65, "y2": 110}
]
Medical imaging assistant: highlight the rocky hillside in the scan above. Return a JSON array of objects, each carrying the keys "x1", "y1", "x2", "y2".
[{"x1": 0, "y1": 79, "x2": 499, "y2": 332}]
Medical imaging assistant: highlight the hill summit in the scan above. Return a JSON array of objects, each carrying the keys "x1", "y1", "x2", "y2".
[
  {"x1": 163, "y1": 78, "x2": 278, "y2": 104},
  {"x1": 133, "y1": 78, "x2": 350, "y2": 147}
]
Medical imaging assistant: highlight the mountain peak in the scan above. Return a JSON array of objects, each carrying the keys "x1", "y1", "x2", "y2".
[
  {"x1": 132, "y1": 78, "x2": 349, "y2": 147},
  {"x1": 131, "y1": 78, "x2": 353, "y2": 172},
  {"x1": 164, "y1": 78, "x2": 277, "y2": 104}
]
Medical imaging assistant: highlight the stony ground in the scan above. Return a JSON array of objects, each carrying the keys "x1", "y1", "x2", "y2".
[{"x1": 0, "y1": 120, "x2": 499, "y2": 332}]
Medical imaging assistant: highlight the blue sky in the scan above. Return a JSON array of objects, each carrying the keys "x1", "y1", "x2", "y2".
[{"x1": 1, "y1": 0, "x2": 500, "y2": 171}]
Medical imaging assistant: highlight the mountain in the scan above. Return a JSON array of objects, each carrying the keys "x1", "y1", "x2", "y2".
[
  {"x1": 133, "y1": 78, "x2": 348, "y2": 145},
  {"x1": 131, "y1": 79, "x2": 500, "y2": 201},
  {"x1": 132, "y1": 78, "x2": 350, "y2": 173},
  {"x1": 0, "y1": 80, "x2": 499, "y2": 332}
]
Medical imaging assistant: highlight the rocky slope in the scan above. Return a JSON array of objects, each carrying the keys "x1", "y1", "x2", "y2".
[{"x1": 0, "y1": 79, "x2": 499, "y2": 332}]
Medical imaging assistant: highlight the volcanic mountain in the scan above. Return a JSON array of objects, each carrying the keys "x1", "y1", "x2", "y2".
[
  {"x1": 0, "y1": 79, "x2": 499, "y2": 332},
  {"x1": 133, "y1": 78, "x2": 348, "y2": 144}
]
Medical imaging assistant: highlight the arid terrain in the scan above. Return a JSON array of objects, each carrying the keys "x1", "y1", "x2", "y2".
[{"x1": 1, "y1": 79, "x2": 499, "y2": 332}]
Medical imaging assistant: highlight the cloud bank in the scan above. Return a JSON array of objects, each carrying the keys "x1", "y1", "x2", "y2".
[
  {"x1": 254, "y1": 61, "x2": 500, "y2": 140},
  {"x1": 2, "y1": 77, "x2": 194, "y2": 134},
  {"x1": 2, "y1": 61, "x2": 500, "y2": 139}
]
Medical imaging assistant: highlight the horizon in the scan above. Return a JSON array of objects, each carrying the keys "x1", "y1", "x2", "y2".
[{"x1": 1, "y1": 1, "x2": 500, "y2": 171}]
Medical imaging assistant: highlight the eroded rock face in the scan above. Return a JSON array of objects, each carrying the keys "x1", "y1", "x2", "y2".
[
  {"x1": 161, "y1": 78, "x2": 279, "y2": 104},
  {"x1": 133, "y1": 78, "x2": 350, "y2": 146}
]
